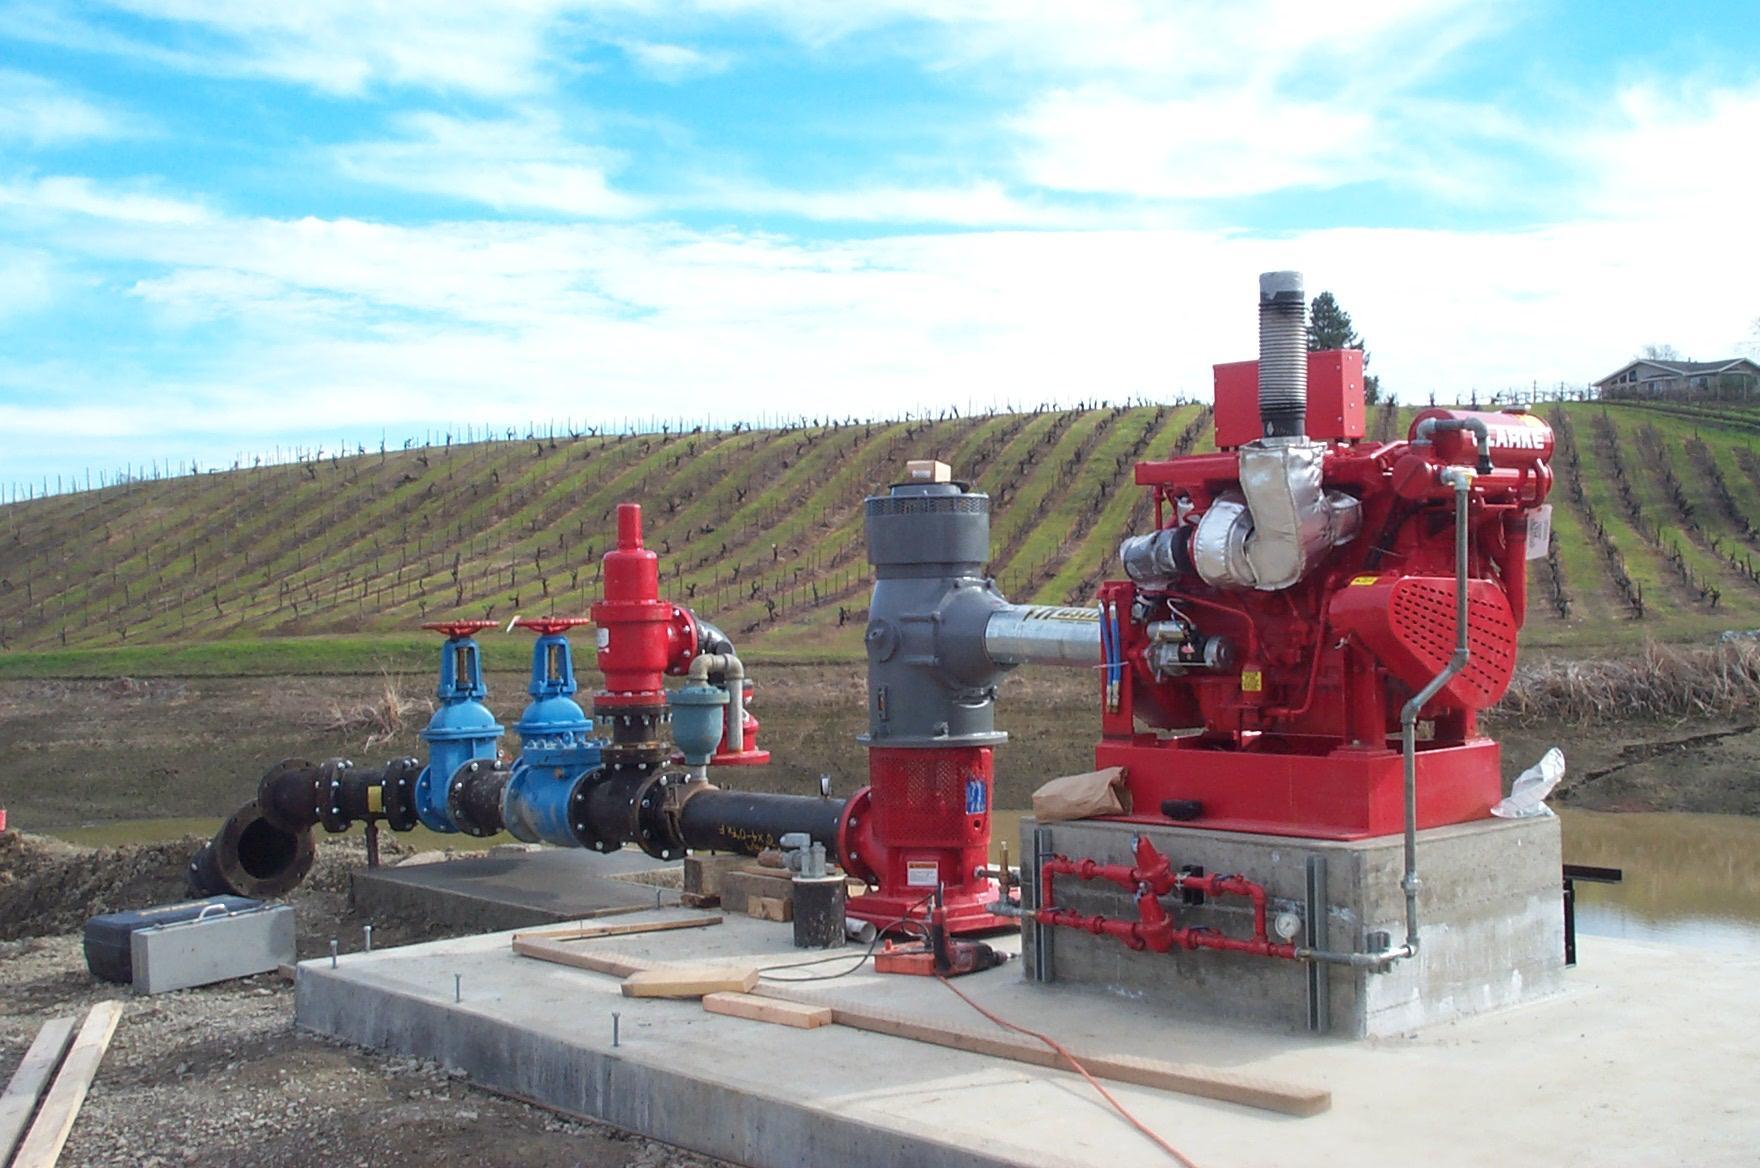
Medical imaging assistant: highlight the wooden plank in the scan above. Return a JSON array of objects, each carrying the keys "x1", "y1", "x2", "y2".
[
  {"x1": 511, "y1": 937, "x2": 654, "y2": 978},
  {"x1": 749, "y1": 987, "x2": 1329, "y2": 1118},
  {"x1": 621, "y1": 965, "x2": 760, "y2": 999},
  {"x1": 12, "y1": 1000, "x2": 125, "y2": 1168},
  {"x1": 0, "y1": 1017, "x2": 76, "y2": 1165},
  {"x1": 510, "y1": 933, "x2": 1325, "y2": 1116},
  {"x1": 702, "y1": 992, "x2": 833, "y2": 1030},
  {"x1": 510, "y1": 915, "x2": 721, "y2": 945}
]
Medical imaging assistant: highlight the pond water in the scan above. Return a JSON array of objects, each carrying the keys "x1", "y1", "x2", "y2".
[{"x1": 45, "y1": 807, "x2": 1760, "y2": 953}]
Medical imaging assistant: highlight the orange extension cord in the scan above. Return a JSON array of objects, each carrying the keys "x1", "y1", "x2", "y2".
[{"x1": 934, "y1": 974, "x2": 1200, "y2": 1168}]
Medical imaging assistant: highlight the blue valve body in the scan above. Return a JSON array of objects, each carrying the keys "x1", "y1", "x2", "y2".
[
  {"x1": 413, "y1": 634, "x2": 504, "y2": 833},
  {"x1": 502, "y1": 629, "x2": 603, "y2": 847}
]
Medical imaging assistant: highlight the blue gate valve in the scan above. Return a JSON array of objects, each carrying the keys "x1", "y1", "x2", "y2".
[
  {"x1": 413, "y1": 620, "x2": 505, "y2": 833},
  {"x1": 502, "y1": 617, "x2": 604, "y2": 847}
]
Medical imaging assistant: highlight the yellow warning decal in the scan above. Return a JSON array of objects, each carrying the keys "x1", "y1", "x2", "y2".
[
  {"x1": 367, "y1": 786, "x2": 383, "y2": 814},
  {"x1": 1349, "y1": 575, "x2": 1379, "y2": 586},
  {"x1": 1241, "y1": 670, "x2": 1263, "y2": 693}
]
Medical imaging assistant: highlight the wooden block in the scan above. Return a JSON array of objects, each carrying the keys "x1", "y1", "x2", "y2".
[
  {"x1": 0, "y1": 1017, "x2": 77, "y2": 1165},
  {"x1": 683, "y1": 854, "x2": 750, "y2": 898},
  {"x1": 747, "y1": 987, "x2": 1329, "y2": 1118},
  {"x1": 720, "y1": 870, "x2": 793, "y2": 916},
  {"x1": 621, "y1": 965, "x2": 760, "y2": 999},
  {"x1": 12, "y1": 1000, "x2": 125, "y2": 1168},
  {"x1": 511, "y1": 937, "x2": 654, "y2": 978},
  {"x1": 746, "y1": 896, "x2": 792, "y2": 923},
  {"x1": 702, "y1": 992, "x2": 832, "y2": 1030},
  {"x1": 510, "y1": 915, "x2": 721, "y2": 945}
]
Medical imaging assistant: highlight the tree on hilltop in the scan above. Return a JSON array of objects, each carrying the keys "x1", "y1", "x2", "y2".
[{"x1": 1308, "y1": 291, "x2": 1382, "y2": 405}]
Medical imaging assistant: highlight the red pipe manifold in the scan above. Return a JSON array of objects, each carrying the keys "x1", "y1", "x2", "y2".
[{"x1": 1037, "y1": 836, "x2": 1298, "y2": 961}]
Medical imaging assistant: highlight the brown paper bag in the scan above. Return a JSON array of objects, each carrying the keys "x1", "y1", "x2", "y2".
[{"x1": 1031, "y1": 766, "x2": 1130, "y2": 823}]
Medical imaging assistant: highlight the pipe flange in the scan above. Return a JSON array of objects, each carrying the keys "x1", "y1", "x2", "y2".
[
  {"x1": 634, "y1": 771, "x2": 688, "y2": 861},
  {"x1": 567, "y1": 767, "x2": 615, "y2": 853},
  {"x1": 836, "y1": 786, "x2": 877, "y2": 886},
  {"x1": 193, "y1": 799, "x2": 316, "y2": 899},
  {"x1": 315, "y1": 758, "x2": 355, "y2": 834},
  {"x1": 381, "y1": 756, "x2": 422, "y2": 832}
]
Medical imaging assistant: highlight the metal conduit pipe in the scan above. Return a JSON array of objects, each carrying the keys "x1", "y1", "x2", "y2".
[
  {"x1": 983, "y1": 604, "x2": 1102, "y2": 667},
  {"x1": 1415, "y1": 416, "x2": 1495, "y2": 475},
  {"x1": 1296, "y1": 465, "x2": 1474, "y2": 969},
  {"x1": 686, "y1": 652, "x2": 746, "y2": 754}
]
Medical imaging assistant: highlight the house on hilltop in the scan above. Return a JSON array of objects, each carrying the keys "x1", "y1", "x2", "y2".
[{"x1": 1595, "y1": 356, "x2": 1760, "y2": 401}]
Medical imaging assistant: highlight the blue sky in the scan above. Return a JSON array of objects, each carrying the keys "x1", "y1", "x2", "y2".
[{"x1": 1, "y1": 1, "x2": 1758, "y2": 490}]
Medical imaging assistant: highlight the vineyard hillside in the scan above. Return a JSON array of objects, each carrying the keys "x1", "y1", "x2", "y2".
[{"x1": 5, "y1": 400, "x2": 1760, "y2": 670}]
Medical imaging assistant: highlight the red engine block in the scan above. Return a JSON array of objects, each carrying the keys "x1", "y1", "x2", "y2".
[{"x1": 1097, "y1": 382, "x2": 1554, "y2": 840}]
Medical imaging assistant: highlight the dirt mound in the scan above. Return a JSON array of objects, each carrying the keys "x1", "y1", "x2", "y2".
[{"x1": 0, "y1": 831, "x2": 204, "y2": 939}]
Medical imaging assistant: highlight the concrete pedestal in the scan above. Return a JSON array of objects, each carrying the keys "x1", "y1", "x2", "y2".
[{"x1": 1021, "y1": 814, "x2": 1564, "y2": 1037}]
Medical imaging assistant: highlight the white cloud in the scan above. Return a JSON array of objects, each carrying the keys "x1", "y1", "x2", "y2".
[
  {"x1": 680, "y1": 178, "x2": 1122, "y2": 228},
  {"x1": 0, "y1": 247, "x2": 59, "y2": 320},
  {"x1": 333, "y1": 111, "x2": 644, "y2": 219},
  {"x1": 0, "y1": 176, "x2": 209, "y2": 224},
  {"x1": 0, "y1": 68, "x2": 135, "y2": 144},
  {"x1": 1017, "y1": 86, "x2": 1377, "y2": 200},
  {"x1": 4, "y1": 0, "x2": 583, "y2": 98},
  {"x1": 5, "y1": 166, "x2": 1756, "y2": 472},
  {"x1": 619, "y1": 40, "x2": 730, "y2": 82},
  {"x1": 1574, "y1": 82, "x2": 1760, "y2": 224}
]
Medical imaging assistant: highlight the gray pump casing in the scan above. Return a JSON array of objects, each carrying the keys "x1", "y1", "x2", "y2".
[{"x1": 861, "y1": 481, "x2": 1013, "y2": 747}]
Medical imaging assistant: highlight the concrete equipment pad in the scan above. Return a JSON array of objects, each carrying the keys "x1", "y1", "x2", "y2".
[
  {"x1": 350, "y1": 848, "x2": 680, "y2": 932},
  {"x1": 295, "y1": 910, "x2": 1760, "y2": 1168}
]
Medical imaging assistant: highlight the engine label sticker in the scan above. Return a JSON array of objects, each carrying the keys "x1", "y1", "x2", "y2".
[
  {"x1": 1241, "y1": 669, "x2": 1263, "y2": 692},
  {"x1": 1525, "y1": 504, "x2": 1553, "y2": 560},
  {"x1": 965, "y1": 776, "x2": 987, "y2": 815},
  {"x1": 906, "y1": 860, "x2": 939, "y2": 888},
  {"x1": 1349, "y1": 575, "x2": 1380, "y2": 586}
]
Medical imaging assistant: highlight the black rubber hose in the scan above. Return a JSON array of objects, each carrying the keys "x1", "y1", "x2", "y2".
[{"x1": 675, "y1": 788, "x2": 844, "y2": 856}]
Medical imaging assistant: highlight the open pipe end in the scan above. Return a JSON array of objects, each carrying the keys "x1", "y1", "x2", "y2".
[{"x1": 189, "y1": 800, "x2": 317, "y2": 898}]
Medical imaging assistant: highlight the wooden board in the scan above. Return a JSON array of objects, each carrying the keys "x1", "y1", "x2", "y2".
[
  {"x1": 621, "y1": 965, "x2": 761, "y2": 999},
  {"x1": 510, "y1": 915, "x2": 721, "y2": 945},
  {"x1": 508, "y1": 922, "x2": 1327, "y2": 1117},
  {"x1": 749, "y1": 987, "x2": 1330, "y2": 1118},
  {"x1": 11, "y1": 1000, "x2": 125, "y2": 1168},
  {"x1": 0, "y1": 1017, "x2": 76, "y2": 1165},
  {"x1": 702, "y1": 992, "x2": 832, "y2": 1030},
  {"x1": 511, "y1": 937, "x2": 654, "y2": 978}
]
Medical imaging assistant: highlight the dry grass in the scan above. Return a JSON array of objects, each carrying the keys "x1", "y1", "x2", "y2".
[
  {"x1": 317, "y1": 671, "x2": 426, "y2": 747},
  {"x1": 1497, "y1": 641, "x2": 1760, "y2": 725}
]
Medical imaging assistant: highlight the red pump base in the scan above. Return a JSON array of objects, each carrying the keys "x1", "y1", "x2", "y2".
[
  {"x1": 1095, "y1": 737, "x2": 1502, "y2": 840},
  {"x1": 839, "y1": 746, "x2": 1016, "y2": 937}
]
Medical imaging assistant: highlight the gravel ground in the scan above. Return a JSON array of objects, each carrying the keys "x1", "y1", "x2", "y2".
[{"x1": 0, "y1": 833, "x2": 732, "y2": 1167}]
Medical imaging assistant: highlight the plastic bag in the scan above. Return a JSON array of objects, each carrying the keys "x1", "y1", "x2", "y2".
[
  {"x1": 1032, "y1": 766, "x2": 1131, "y2": 823},
  {"x1": 1490, "y1": 748, "x2": 1565, "y2": 818}
]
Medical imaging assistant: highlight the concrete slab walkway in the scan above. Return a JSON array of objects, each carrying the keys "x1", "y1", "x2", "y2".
[{"x1": 295, "y1": 911, "x2": 1760, "y2": 1168}]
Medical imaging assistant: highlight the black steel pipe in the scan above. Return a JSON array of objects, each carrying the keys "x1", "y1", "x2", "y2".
[
  {"x1": 188, "y1": 800, "x2": 316, "y2": 899},
  {"x1": 675, "y1": 788, "x2": 844, "y2": 855}
]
